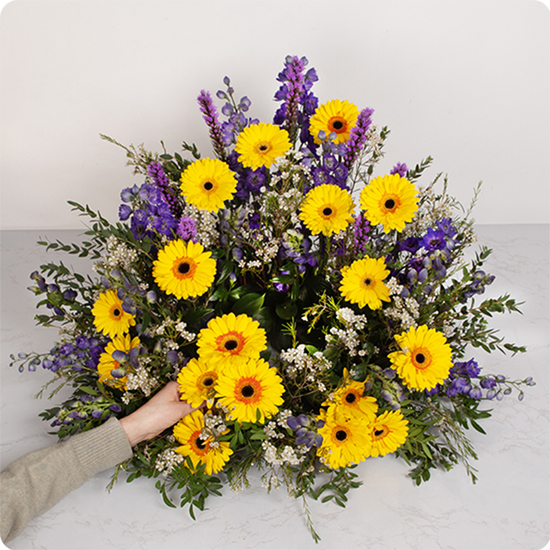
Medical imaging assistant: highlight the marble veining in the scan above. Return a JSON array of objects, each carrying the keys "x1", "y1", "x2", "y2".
[{"x1": 1, "y1": 226, "x2": 548, "y2": 549}]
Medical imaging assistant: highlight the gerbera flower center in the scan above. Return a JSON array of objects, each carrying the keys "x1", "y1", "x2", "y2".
[
  {"x1": 380, "y1": 194, "x2": 401, "y2": 214},
  {"x1": 203, "y1": 181, "x2": 215, "y2": 192},
  {"x1": 373, "y1": 425, "x2": 389, "y2": 440},
  {"x1": 254, "y1": 141, "x2": 272, "y2": 155},
  {"x1": 198, "y1": 371, "x2": 218, "y2": 389},
  {"x1": 328, "y1": 116, "x2": 348, "y2": 134},
  {"x1": 172, "y1": 258, "x2": 198, "y2": 280},
  {"x1": 234, "y1": 377, "x2": 262, "y2": 404},
  {"x1": 190, "y1": 430, "x2": 210, "y2": 456},
  {"x1": 319, "y1": 203, "x2": 337, "y2": 220},
  {"x1": 411, "y1": 347, "x2": 433, "y2": 370},
  {"x1": 216, "y1": 331, "x2": 246, "y2": 355},
  {"x1": 335, "y1": 429, "x2": 348, "y2": 441},
  {"x1": 111, "y1": 306, "x2": 123, "y2": 320},
  {"x1": 345, "y1": 392, "x2": 357, "y2": 403}
]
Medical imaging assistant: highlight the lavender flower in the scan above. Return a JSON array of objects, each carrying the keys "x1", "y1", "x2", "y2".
[
  {"x1": 197, "y1": 89, "x2": 227, "y2": 160},
  {"x1": 343, "y1": 107, "x2": 374, "y2": 168}
]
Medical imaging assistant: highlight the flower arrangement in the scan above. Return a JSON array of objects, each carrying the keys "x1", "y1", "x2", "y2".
[{"x1": 12, "y1": 55, "x2": 533, "y2": 541}]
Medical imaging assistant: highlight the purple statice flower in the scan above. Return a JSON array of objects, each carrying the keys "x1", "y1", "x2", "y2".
[
  {"x1": 343, "y1": 107, "x2": 374, "y2": 168},
  {"x1": 197, "y1": 89, "x2": 227, "y2": 160},
  {"x1": 177, "y1": 216, "x2": 197, "y2": 242},
  {"x1": 390, "y1": 162, "x2": 408, "y2": 178}
]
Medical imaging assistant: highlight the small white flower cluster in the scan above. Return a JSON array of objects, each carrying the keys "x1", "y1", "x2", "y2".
[
  {"x1": 200, "y1": 412, "x2": 227, "y2": 449},
  {"x1": 261, "y1": 441, "x2": 305, "y2": 467},
  {"x1": 402, "y1": 186, "x2": 454, "y2": 237},
  {"x1": 181, "y1": 203, "x2": 219, "y2": 249},
  {"x1": 263, "y1": 409, "x2": 293, "y2": 440},
  {"x1": 154, "y1": 448, "x2": 184, "y2": 477},
  {"x1": 279, "y1": 345, "x2": 331, "y2": 391},
  {"x1": 105, "y1": 235, "x2": 139, "y2": 270},
  {"x1": 152, "y1": 318, "x2": 195, "y2": 342},
  {"x1": 325, "y1": 308, "x2": 369, "y2": 357},
  {"x1": 126, "y1": 364, "x2": 158, "y2": 396},
  {"x1": 384, "y1": 295, "x2": 420, "y2": 331}
]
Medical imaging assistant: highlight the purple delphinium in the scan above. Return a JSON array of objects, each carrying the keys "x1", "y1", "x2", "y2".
[
  {"x1": 390, "y1": 162, "x2": 408, "y2": 178},
  {"x1": 422, "y1": 228, "x2": 447, "y2": 252},
  {"x1": 273, "y1": 55, "x2": 319, "y2": 151},
  {"x1": 148, "y1": 162, "x2": 182, "y2": 219},
  {"x1": 343, "y1": 107, "x2": 374, "y2": 168},
  {"x1": 44, "y1": 336, "x2": 105, "y2": 373},
  {"x1": 197, "y1": 89, "x2": 227, "y2": 160}
]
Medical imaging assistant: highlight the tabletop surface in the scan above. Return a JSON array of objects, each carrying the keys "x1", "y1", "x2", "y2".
[{"x1": 1, "y1": 225, "x2": 548, "y2": 550}]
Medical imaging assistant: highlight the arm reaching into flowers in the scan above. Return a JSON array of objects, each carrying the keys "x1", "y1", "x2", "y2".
[{"x1": 0, "y1": 381, "x2": 195, "y2": 543}]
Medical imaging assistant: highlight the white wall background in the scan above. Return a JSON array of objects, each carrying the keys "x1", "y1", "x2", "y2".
[{"x1": 0, "y1": 0, "x2": 548, "y2": 229}]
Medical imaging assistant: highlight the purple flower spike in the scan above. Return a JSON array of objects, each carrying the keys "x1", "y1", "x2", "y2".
[
  {"x1": 197, "y1": 89, "x2": 227, "y2": 160},
  {"x1": 390, "y1": 162, "x2": 408, "y2": 178},
  {"x1": 343, "y1": 107, "x2": 374, "y2": 168}
]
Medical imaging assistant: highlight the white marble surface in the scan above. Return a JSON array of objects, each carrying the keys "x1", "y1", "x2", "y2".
[{"x1": 1, "y1": 225, "x2": 548, "y2": 550}]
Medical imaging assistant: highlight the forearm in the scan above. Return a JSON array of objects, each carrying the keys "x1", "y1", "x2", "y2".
[{"x1": 0, "y1": 417, "x2": 132, "y2": 543}]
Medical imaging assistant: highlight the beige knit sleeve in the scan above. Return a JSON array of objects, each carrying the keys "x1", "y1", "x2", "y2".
[{"x1": 0, "y1": 417, "x2": 133, "y2": 543}]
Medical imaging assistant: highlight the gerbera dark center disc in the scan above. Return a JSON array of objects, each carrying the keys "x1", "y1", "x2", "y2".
[
  {"x1": 224, "y1": 339, "x2": 238, "y2": 351},
  {"x1": 332, "y1": 120, "x2": 344, "y2": 130},
  {"x1": 335, "y1": 430, "x2": 347, "y2": 441},
  {"x1": 365, "y1": 278, "x2": 372, "y2": 286},
  {"x1": 345, "y1": 393, "x2": 356, "y2": 404},
  {"x1": 259, "y1": 145, "x2": 268, "y2": 152},
  {"x1": 178, "y1": 262, "x2": 191, "y2": 274},
  {"x1": 113, "y1": 308, "x2": 121, "y2": 317},
  {"x1": 241, "y1": 385, "x2": 255, "y2": 398},
  {"x1": 415, "y1": 353, "x2": 426, "y2": 364},
  {"x1": 195, "y1": 437, "x2": 207, "y2": 450},
  {"x1": 203, "y1": 181, "x2": 214, "y2": 191},
  {"x1": 203, "y1": 377, "x2": 214, "y2": 387},
  {"x1": 374, "y1": 429, "x2": 385, "y2": 437},
  {"x1": 323, "y1": 207, "x2": 333, "y2": 216},
  {"x1": 385, "y1": 198, "x2": 396, "y2": 210}
]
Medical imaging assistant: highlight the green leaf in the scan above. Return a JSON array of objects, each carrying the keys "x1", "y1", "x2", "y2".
[
  {"x1": 232, "y1": 293, "x2": 265, "y2": 316},
  {"x1": 275, "y1": 302, "x2": 298, "y2": 320}
]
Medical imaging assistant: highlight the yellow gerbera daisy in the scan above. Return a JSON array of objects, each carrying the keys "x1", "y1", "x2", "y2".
[
  {"x1": 309, "y1": 99, "x2": 359, "y2": 144},
  {"x1": 180, "y1": 157, "x2": 237, "y2": 213},
  {"x1": 366, "y1": 410, "x2": 409, "y2": 458},
  {"x1": 234, "y1": 122, "x2": 291, "y2": 170},
  {"x1": 299, "y1": 184, "x2": 355, "y2": 236},
  {"x1": 316, "y1": 409, "x2": 372, "y2": 469},
  {"x1": 215, "y1": 358, "x2": 284, "y2": 424},
  {"x1": 324, "y1": 375, "x2": 378, "y2": 423},
  {"x1": 339, "y1": 256, "x2": 391, "y2": 310},
  {"x1": 177, "y1": 358, "x2": 219, "y2": 408},
  {"x1": 153, "y1": 239, "x2": 216, "y2": 300},
  {"x1": 173, "y1": 410, "x2": 233, "y2": 475},
  {"x1": 97, "y1": 333, "x2": 141, "y2": 389},
  {"x1": 388, "y1": 325, "x2": 453, "y2": 391},
  {"x1": 197, "y1": 312, "x2": 267, "y2": 369},
  {"x1": 92, "y1": 289, "x2": 136, "y2": 338},
  {"x1": 360, "y1": 173, "x2": 419, "y2": 233}
]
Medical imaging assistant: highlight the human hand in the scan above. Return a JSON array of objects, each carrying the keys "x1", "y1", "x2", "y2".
[{"x1": 119, "y1": 381, "x2": 197, "y2": 447}]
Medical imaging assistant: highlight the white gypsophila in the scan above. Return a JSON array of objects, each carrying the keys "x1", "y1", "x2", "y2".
[
  {"x1": 276, "y1": 409, "x2": 292, "y2": 429},
  {"x1": 121, "y1": 391, "x2": 133, "y2": 405},
  {"x1": 326, "y1": 327, "x2": 362, "y2": 357},
  {"x1": 125, "y1": 365, "x2": 158, "y2": 396},
  {"x1": 280, "y1": 344, "x2": 331, "y2": 378},
  {"x1": 202, "y1": 412, "x2": 227, "y2": 439},
  {"x1": 101, "y1": 235, "x2": 139, "y2": 271},
  {"x1": 386, "y1": 277, "x2": 404, "y2": 297},
  {"x1": 154, "y1": 448, "x2": 185, "y2": 477},
  {"x1": 384, "y1": 295, "x2": 420, "y2": 331},
  {"x1": 264, "y1": 421, "x2": 284, "y2": 440},
  {"x1": 261, "y1": 441, "x2": 305, "y2": 467},
  {"x1": 336, "y1": 308, "x2": 368, "y2": 330},
  {"x1": 181, "y1": 203, "x2": 219, "y2": 249}
]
